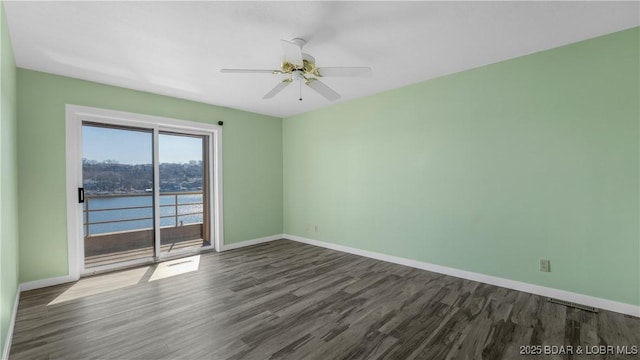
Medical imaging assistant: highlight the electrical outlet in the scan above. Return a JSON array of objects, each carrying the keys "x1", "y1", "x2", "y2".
[
  {"x1": 540, "y1": 259, "x2": 550, "y2": 272},
  {"x1": 314, "y1": 224, "x2": 319, "y2": 232}
]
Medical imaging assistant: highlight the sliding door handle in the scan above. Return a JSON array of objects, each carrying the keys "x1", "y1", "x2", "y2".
[{"x1": 78, "y1": 188, "x2": 85, "y2": 203}]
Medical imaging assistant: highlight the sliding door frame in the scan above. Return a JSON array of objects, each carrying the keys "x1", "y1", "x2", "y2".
[
  {"x1": 65, "y1": 105, "x2": 224, "y2": 278},
  {"x1": 155, "y1": 128, "x2": 213, "y2": 259}
]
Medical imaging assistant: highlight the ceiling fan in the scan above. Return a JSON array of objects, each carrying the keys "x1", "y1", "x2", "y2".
[{"x1": 221, "y1": 38, "x2": 372, "y2": 101}]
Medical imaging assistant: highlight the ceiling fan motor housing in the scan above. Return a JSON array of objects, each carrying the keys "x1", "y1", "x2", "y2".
[{"x1": 281, "y1": 53, "x2": 318, "y2": 76}]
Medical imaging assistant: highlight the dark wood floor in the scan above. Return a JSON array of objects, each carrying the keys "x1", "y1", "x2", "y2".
[
  {"x1": 85, "y1": 238, "x2": 206, "y2": 268},
  {"x1": 9, "y1": 240, "x2": 639, "y2": 360}
]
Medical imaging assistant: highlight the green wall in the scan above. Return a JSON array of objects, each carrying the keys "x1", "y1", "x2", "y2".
[
  {"x1": 7, "y1": 20, "x2": 639, "y2": 330},
  {"x1": 17, "y1": 69, "x2": 283, "y2": 283},
  {"x1": 283, "y1": 28, "x2": 640, "y2": 306},
  {"x1": 0, "y1": 0, "x2": 18, "y2": 354}
]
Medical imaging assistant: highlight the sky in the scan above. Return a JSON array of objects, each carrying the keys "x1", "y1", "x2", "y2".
[{"x1": 82, "y1": 125, "x2": 203, "y2": 165}]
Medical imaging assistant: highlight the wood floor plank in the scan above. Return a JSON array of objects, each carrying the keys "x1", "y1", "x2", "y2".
[{"x1": 9, "y1": 240, "x2": 640, "y2": 360}]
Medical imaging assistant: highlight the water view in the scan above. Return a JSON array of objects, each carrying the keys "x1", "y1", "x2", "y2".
[{"x1": 83, "y1": 193, "x2": 204, "y2": 236}]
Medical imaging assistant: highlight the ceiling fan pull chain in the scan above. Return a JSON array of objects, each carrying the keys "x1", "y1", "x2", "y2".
[{"x1": 299, "y1": 79, "x2": 303, "y2": 101}]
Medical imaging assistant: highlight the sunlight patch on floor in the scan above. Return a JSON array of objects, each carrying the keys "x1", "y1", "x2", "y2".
[
  {"x1": 149, "y1": 255, "x2": 200, "y2": 282},
  {"x1": 48, "y1": 266, "x2": 149, "y2": 305}
]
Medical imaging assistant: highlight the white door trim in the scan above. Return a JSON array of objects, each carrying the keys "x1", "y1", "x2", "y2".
[{"x1": 65, "y1": 104, "x2": 224, "y2": 276}]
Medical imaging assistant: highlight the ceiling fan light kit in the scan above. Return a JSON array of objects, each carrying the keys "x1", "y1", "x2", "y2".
[{"x1": 221, "y1": 38, "x2": 372, "y2": 101}]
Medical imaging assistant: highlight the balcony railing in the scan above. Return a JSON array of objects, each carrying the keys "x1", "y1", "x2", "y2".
[
  {"x1": 83, "y1": 191, "x2": 204, "y2": 236},
  {"x1": 82, "y1": 191, "x2": 208, "y2": 264}
]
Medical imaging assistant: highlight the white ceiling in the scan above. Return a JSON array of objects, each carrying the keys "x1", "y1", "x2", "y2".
[{"x1": 4, "y1": 1, "x2": 639, "y2": 118}]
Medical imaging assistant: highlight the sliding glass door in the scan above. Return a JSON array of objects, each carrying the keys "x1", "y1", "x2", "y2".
[
  {"x1": 81, "y1": 122, "x2": 214, "y2": 271},
  {"x1": 158, "y1": 132, "x2": 210, "y2": 255},
  {"x1": 82, "y1": 124, "x2": 155, "y2": 269}
]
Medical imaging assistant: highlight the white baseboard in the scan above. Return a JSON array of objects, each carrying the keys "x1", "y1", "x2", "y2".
[
  {"x1": 9, "y1": 233, "x2": 638, "y2": 331},
  {"x1": 283, "y1": 234, "x2": 640, "y2": 318},
  {"x1": 1, "y1": 289, "x2": 20, "y2": 360},
  {"x1": 19, "y1": 274, "x2": 78, "y2": 292},
  {"x1": 220, "y1": 234, "x2": 284, "y2": 251},
  {"x1": 19, "y1": 234, "x2": 286, "y2": 291}
]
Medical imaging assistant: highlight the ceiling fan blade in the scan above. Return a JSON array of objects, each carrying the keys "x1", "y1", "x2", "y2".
[
  {"x1": 306, "y1": 78, "x2": 341, "y2": 101},
  {"x1": 316, "y1": 67, "x2": 372, "y2": 77},
  {"x1": 281, "y1": 39, "x2": 303, "y2": 66},
  {"x1": 263, "y1": 80, "x2": 292, "y2": 99},
  {"x1": 221, "y1": 69, "x2": 281, "y2": 74}
]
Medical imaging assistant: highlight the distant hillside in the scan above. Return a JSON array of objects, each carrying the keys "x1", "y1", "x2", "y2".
[{"x1": 83, "y1": 159, "x2": 203, "y2": 194}]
